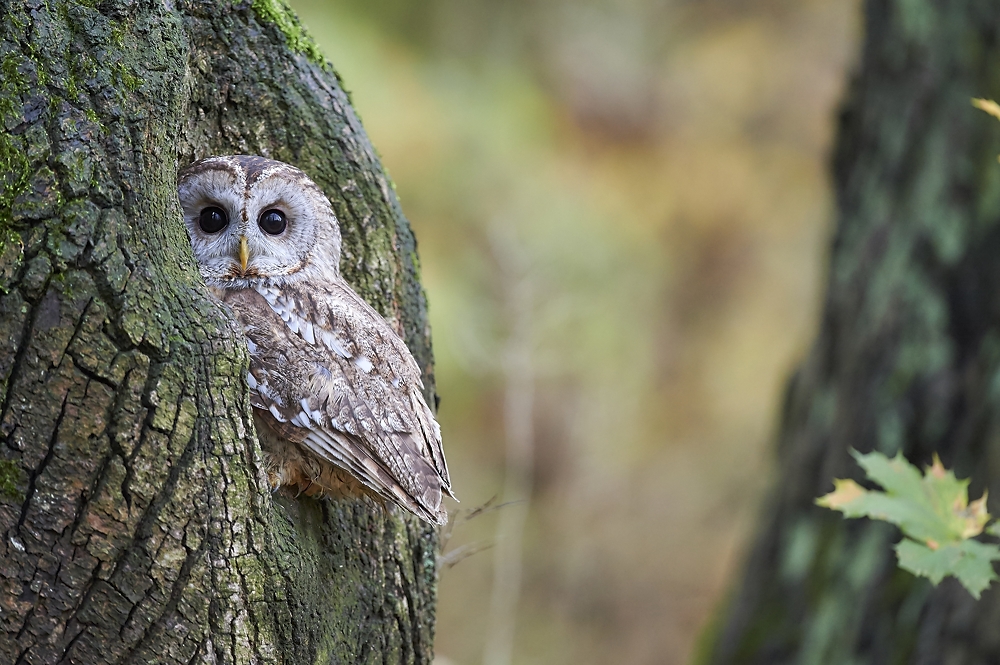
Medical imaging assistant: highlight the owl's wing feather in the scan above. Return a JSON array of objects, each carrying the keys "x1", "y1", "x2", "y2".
[{"x1": 221, "y1": 282, "x2": 451, "y2": 524}]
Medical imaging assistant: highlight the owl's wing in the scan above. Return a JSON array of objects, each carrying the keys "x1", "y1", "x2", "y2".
[{"x1": 220, "y1": 282, "x2": 453, "y2": 525}]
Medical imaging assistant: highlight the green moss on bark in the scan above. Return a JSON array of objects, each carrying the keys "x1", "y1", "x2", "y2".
[
  {"x1": 0, "y1": 460, "x2": 23, "y2": 500},
  {"x1": 0, "y1": 0, "x2": 439, "y2": 663},
  {"x1": 251, "y1": 0, "x2": 327, "y2": 67}
]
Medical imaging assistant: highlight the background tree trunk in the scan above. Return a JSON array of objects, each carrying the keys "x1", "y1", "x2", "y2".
[
  {"x1": 700, "y1": 1, "x2": 1000, "y2": 663},
  {"x1": 0, "y1": 0, "x2": 439, "y2": 662}
]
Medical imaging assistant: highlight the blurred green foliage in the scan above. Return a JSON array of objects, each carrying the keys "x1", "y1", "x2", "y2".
[{"x1": 289, "y1": 0, "x2": 860, "y2": 662}]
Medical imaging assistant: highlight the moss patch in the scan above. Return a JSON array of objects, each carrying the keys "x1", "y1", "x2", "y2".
[
  {"x1": 0, "y1": 133, "x2": 31, "y2": 227},
  {"x1": 112, "y1": 62, "x2": 142, "y2": 92},
  {"x1": 0, "y1": 460, "x2": 23, "y2": 500},
  {"x1": 251, "y1": 0, "x2": 327, "y2": 67}
]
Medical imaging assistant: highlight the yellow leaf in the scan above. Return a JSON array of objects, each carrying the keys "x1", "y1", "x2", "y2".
[
  {"x1": 816, "y1": 479, "x2": 865, "y2": 509},
  {"x1": 972, "y1": 98, "x2": 1000, "y2": 121},
  {"x1": 959, "y1": 490, "x2": 991, "y2": 539}
]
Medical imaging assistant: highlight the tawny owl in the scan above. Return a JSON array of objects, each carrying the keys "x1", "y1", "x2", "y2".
[{"x1": 178, "y1": 155, "x2": 452, "y2": 524}]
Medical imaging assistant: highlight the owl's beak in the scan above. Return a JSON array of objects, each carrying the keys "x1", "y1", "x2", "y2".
[{"x1": 238, "y1": 235, "x2": 249, "y2": 274}]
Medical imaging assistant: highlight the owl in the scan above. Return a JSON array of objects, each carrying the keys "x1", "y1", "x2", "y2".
[{"x1": 178, "y1": 155, "x2": 453, "y2": 525}]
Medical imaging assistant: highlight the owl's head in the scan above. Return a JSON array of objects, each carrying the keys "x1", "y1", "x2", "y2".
[{"x1": 178, "y1": 155, "x2": 342, "y2": 288}]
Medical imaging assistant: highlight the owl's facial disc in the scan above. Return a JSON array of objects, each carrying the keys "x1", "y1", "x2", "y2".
[{"x1": 179, "y1": 156, "x2": 343, "y2": 288}]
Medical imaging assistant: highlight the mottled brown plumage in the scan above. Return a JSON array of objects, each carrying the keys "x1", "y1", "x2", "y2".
[{"x1": 179, "y1": 155, "x2": 452, "y2": 524}]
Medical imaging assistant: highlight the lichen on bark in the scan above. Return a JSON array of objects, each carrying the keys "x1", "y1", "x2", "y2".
[{"x1": 0, "y1": 0, "x2": 439, "y2": 663}]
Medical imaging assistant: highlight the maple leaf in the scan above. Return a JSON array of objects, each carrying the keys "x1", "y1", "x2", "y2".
[
  {"x1": 973, "y1": 97, "x2": 1000, "y2": 121},
  {"x1": 896, "y1": 539, "x2": 1000, "y2": 600},
  {"x1": 815, "y1": 479, "x2": 864, "y2": 509},
  {"x1": 817, "y1": 450, "x2": 1000, "y2": 598}
]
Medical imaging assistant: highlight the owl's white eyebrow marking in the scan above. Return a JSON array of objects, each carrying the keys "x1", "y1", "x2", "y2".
[{"x1": 253, "y1": 165, "x2": 286, "y2": 185}]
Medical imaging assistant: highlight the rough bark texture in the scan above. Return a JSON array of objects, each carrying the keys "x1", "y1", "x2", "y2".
[
  {"x1": 700, "y1": 2, "x2": 1000, "y2": 664},
  {"x1": 0, "y1": 0, "x2": 439, "y2": 663}
]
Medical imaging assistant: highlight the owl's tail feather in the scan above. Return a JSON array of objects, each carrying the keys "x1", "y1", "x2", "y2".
[{"x1": 303, "y1": 428, "x2": 449, "y2": 525}]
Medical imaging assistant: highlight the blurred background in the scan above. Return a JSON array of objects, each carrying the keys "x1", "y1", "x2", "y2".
[{"x1": 288, "y1": 1, "x2": 861, "y2": 663}]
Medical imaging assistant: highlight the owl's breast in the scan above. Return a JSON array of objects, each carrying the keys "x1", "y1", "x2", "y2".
[
  {"x1": 214, "y1": 283, "x2": 382, "y2": 434},
  {"x1": 215, "y1": 286, "x2": 301, "y2": 418}
]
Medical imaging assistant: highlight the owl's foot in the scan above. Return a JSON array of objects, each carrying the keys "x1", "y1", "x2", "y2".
[
  {"x1": 265, "y1": 463, "x2": 329, "y2": 499},
  {"x1": 266, "y1": 470, "x2": 283, "y2": 494}
]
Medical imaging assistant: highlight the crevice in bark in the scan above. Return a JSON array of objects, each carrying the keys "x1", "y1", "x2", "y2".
[
  {"x1": 1, "y1": 277, "x2": 53, "y2": 437},
  {"x1": 115, "y1": 519, "x2": 207, "y2": 665},
  {"x1": 0, "y1": 0, "x2": 440, "y2": 662},
  {"x1": 16, "y1": 389, "x2": 69, "y2": 533}
]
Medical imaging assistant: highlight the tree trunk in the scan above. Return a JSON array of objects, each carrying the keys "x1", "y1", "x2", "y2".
[
  {"x1": 700, "y1": 2, "x2": 1000, "y2": 664},
  {"x1": 0, "y1": 0, "x2": 438, "y2": 663}
]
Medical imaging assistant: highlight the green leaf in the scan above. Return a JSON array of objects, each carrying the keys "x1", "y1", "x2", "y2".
[
  {"x1": 820, "y1": 452, "x2": 984, "y2": 542},
  {"x1": 817, "y1": 478, "x2": 951, "y2": 542},
  {"x1": 852, "y1": 449, "x2": 925, "y2": 499},
  {"x1": 896, "y1": 539, "x2": 1000, "y2": 599},
  {"x1": 818, "y1": 450, "x2": 1000, "y2": 598}
]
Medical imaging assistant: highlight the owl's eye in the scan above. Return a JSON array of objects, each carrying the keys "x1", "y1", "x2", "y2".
[
  {"x1": 258, "y1": 209, "x2": 287, "y2": 235},
  {"x1": 198, "y1": 206, "x2": 229, "y2": 234}
]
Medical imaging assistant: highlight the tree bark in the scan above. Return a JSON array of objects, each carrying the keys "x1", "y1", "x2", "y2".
[
  {"x1": 700, "y1": 2, "x2": 1000, "y2": 664},
  {"x1": 0, "y1": 0, "x2": 438, "y2": 663}
]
